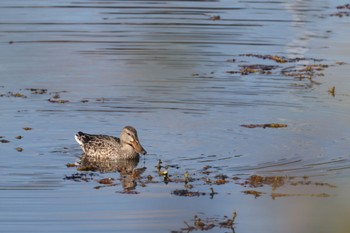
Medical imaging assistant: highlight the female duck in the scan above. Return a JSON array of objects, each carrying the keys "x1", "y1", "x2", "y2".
[{"x1": 75, "y1": 126, "x2": 147, "y2": 160}]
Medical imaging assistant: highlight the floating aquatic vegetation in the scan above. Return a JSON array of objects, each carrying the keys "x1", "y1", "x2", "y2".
[
  {"x1": 171, "y1": 189, "x2": 206, "y2": 197},
  {"x1": 209, "y1": 15, "x2": 221, "y2": 20},
  {"x1": 240, "y1": 175, "x2": 285, "y2": 190},
  {"x1": 51, "y1": 93, "x2": 60, "y2": 99},
  {"x1": 271, "y1": 192, "x2": 330, "y2": 199},
  {"x1": 281, "y1": 64, "x2": 328, "y2": 81},
  {"x1": 337, "y1": 4, "x2": 350, "y2": 9},
  {"x1": 241, "y1": 64, "x2": 278, "y2": 71},
  {"x1": 26, "y1": 88, "x2": 47, "y2": 94},
  {"x1": 227, "y1": 64, "x2": 278, "y2": 75},
  {"x1": 173, "y1": 212, "x2": 237, "y2": 233},
  {"x1": 330, "y1": 4, "x2": 350, "y2": 17},
  {"x1": 0, "y1": 88, "x2": 72, "y2": 105},
  {"x1": 201, "y1": 165, "x2": 213, "y2": 175},
  {"x1": 225, "y1": 53, "x2": 339, "y2": 90},
  {"x1": 11, "y1": 92, "x2": 27, "y2": 98},
  {"x1": 237, "y1": 175, "x2": 335, "y2": 198},
  {"x1": 98, "y1": 177, "x2": 115, "y2": 185},
  {"x1": 65, "y1": 158, "x2": 336, "y2": 200},
  {"x1": 330, "y1": 12, "x2": 350, "y2": 17},
  {"x1": 96, "y1": 97, "x2": 105, "y2": 102},
  {"x1": 214, "y1": 174, "x2": 229, "y2": 185},
  {"x1": 240, "y1": 54, "x2": 322, "y2": 63},
  {"x1": 66, "y1": 163, "x2": 78, "y2": 168},
  {"x1": 240, "y1": 123, "x2": 287, "y2": 129},
  {"x1": 0, "y1": 92, "x2": 27, "y2": 98},
  {"x1": 240, "y1": 54, "x2": 287, "y2": 63},
  {"x1": 64, "y1": 172, "x2": 97, "y2": 182},
  {"x1": 48, "y1": 98, "x2": 69, "y2": 104},
  {"x1": 203, "y1": 13, "x2": 221, "y2": 21},
  {"x1": 242, "y1": 190, "x2": 265, "y2": 198},
  {"x1": 328, "y1": 86, "x2": 335, "y2": 96}
]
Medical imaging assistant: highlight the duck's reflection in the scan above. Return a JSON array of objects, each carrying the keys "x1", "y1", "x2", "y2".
[{"x1": 78, "y1": 154, "x2": 142, "y2": 192}]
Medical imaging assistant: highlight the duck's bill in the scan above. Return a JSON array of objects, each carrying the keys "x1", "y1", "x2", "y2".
[{"x1": 131, "y1": 140, "x2": 147, "y2": 155}]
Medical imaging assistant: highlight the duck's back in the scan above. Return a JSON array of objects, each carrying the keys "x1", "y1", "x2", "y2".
[{"x1": 75, "y1": 132, "x2": 121, "y2": 154}]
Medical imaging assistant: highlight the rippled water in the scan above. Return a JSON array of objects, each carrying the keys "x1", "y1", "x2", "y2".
[{"x1": 1, "y1": 0, "x2": 350, "y2": 232}]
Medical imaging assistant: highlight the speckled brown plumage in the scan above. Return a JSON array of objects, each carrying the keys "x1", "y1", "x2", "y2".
[{"x1": 75, "y1": 126, "x2": 147, "y2": 160}]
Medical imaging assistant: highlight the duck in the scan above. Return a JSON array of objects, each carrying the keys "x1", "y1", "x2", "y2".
[{"x1": 75, "y1": 126, "x2": 147, "y2": 160}]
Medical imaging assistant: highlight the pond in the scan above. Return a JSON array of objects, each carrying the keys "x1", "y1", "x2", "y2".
[{"x1": 1, "y1": 0, "x2": 350, "y2": 232}]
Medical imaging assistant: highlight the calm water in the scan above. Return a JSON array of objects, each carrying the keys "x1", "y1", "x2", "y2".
[{"x1": 1, "y1": 0, "x2": 350, "y2": 232}]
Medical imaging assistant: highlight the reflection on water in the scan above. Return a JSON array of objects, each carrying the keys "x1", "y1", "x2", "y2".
[
  {"x1": 1, "y1": 0, "x2": 350, "y2": 233},
  {"x1": 79, "y1": 154, "x2": 141, "y2": 191}
]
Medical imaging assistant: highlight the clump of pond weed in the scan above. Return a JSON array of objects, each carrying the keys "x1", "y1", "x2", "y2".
[{"x1": 172, "y1": 211, "x2": 237, "y2": 233}]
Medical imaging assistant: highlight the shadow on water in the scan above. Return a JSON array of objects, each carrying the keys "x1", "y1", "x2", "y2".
[{"x1": 78, "y1": 154, "x2": 142, "y2": 192}]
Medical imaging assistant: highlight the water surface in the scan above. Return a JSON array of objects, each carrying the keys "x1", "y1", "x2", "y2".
[{"x1": 1, "y1": 0, "x2": 350, "y2": 232}]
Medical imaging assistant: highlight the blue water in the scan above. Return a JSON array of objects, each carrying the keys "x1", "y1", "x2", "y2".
[{"x1": 1, "y1": 1, "x2": 350, "y2": 232}]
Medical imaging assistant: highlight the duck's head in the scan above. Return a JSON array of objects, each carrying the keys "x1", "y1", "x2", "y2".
[{"x1": 120, "y1": 126, "x2": 147, "y2": 155}]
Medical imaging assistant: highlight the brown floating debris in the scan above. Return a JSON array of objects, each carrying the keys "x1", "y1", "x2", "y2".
[
  {"x1": 52, "y1": 93, "x2": 60, "y2": 99},
  {"x1": 23, "y1": 127, "x2": 32, "y2": 131},
  {"x1": 240, "y1": 175, "x2": 286, "y2": 190},
  {"x1": 227, "y1": 64, "x2": 278, "y2": 75},
  {"x1": 239, "y1": 54, "x2": 322, "y2": 63},
  {"x1": 236, "y1": 175, "x2": 336, "y2": 198},
  {"x1": 214, "y1": 174, "x2": 229, "y2": 185},
  {"x1": 240, "y1": 54, "x2": 288, "y2": 63},
  {"x1": 0, "y1": 92, "x2": 27, "y2": 98},
  {"x1": 48, "y1": 98, "x2": 69, "y2": 104},
  {"x1": 204, "y1": 13, "x2": 221, "y2": 21},
  {"x1": 241, "y1": 64, "x2": 278, "y2": 71},
  {"x1": 98, "y1": 178, "x2": 115, "y2": 185},
  {"x1": 271, "y1": 192, "x2": 330, "y2": 199},
  {"x1": 171, "y1": 189, "x2": 206, "y2": 197},
  {"x1": 336, "y1": 61, "x2": 345, "y2": 65},
  {"x1": 242, "y1": 190, "x2": 265, "y2": 198},
  {"x1": 240, "y1": 123, "x2": 288, "y2": 128},
  {"x1": 177, "y1": 212, "x2": 237, "y2": 232},
  {"x1": 337, "y1": 4, "x2": 350, "y2": 9},
  {"x1": 210, "y1": 15, "x2": 221, "y2": 20},
  {"x1": 66, "y1": 159, "x2": 337, "y2": 199},
  {"x1": 330, "y1": 11, "x2": 350, "y2": 17},
  {"x1": 328, "y1": 86, "x2": 335, "y2": 96},
  {"x1": 330, "y1": 4, "x2": 350, "y2": 17},
  {"x1": 219, "y1": 211, "x2": 237, "y2": 229},
  {"x1": 66, "y1": 163, "x2": 78, "y2": 168},
  {"x1": 226, "y1": 54, "x2": 334, "y2": 90},
  {"x1": 64, "y1": 173, "x2": 96, "y2": 182},
  {"x1": 26, "y1": 88, "x2": 47, "y2": 94}
]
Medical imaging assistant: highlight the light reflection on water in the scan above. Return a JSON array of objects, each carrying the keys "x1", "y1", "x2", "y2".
[{"x1": 1, "y1": 0, "x2": 350, "y2": 232}]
